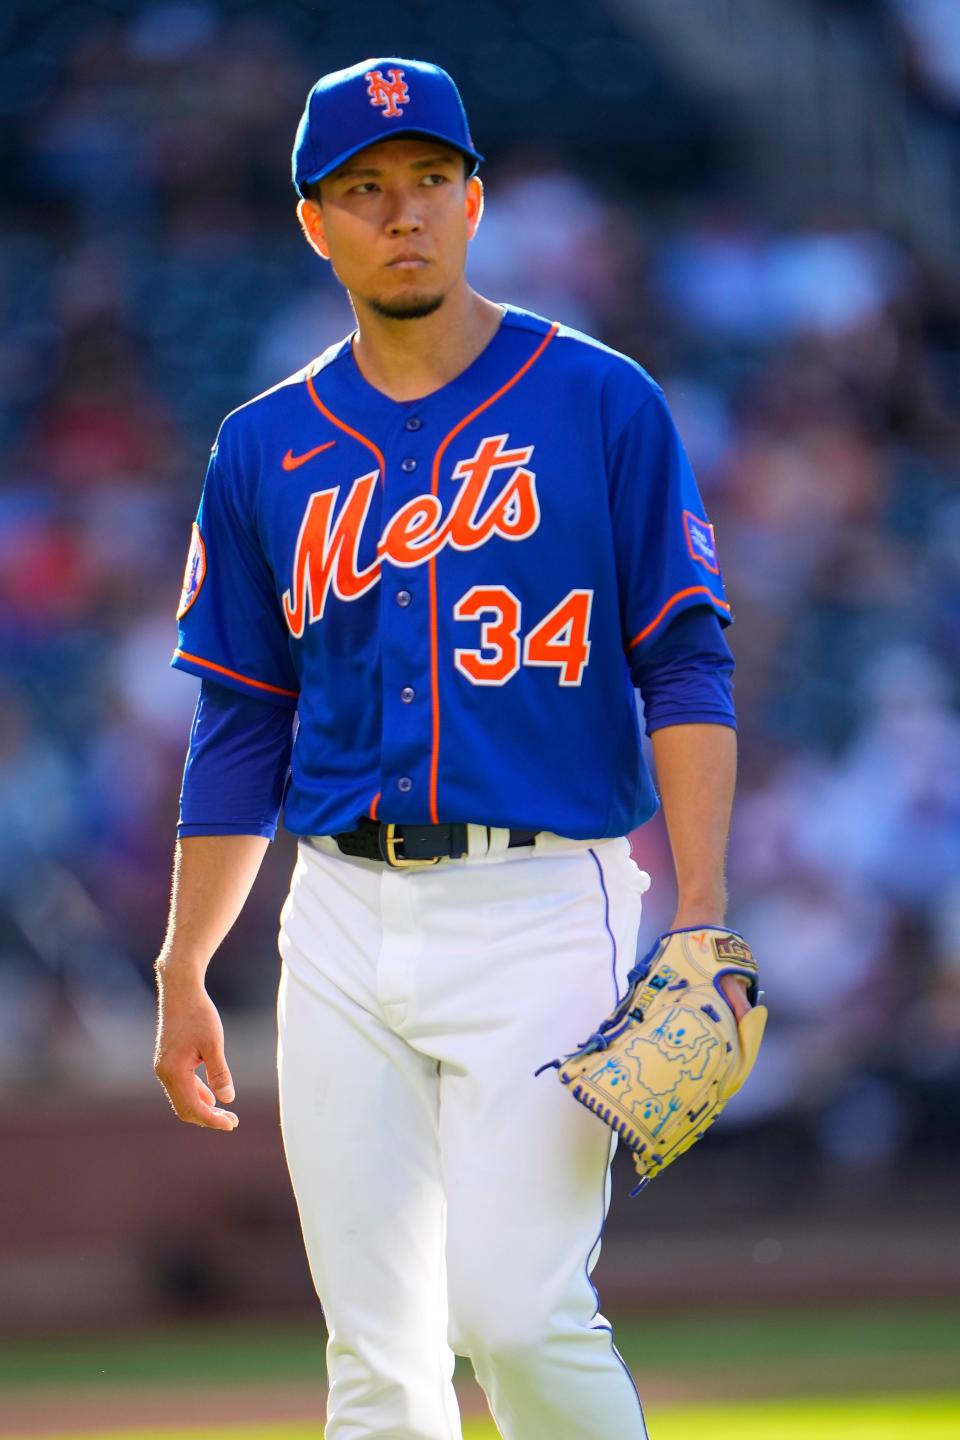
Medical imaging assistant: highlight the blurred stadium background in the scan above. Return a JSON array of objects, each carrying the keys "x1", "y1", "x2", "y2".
[{"x1": 2, "y1": 0, "x2": 959, "y2": 1435}]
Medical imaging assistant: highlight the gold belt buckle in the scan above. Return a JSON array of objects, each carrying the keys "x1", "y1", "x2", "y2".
[{"x1": 383, "y1": 823, "x2": 441, "y2": 869}]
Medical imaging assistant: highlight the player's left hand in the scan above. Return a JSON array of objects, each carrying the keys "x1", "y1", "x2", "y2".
[
  {"x1": 539, "y1": 926, "x2": 767, "y2": 1191},
  {"x1": 718, "y1": 972, "x2": 753, "y2": 1022}
]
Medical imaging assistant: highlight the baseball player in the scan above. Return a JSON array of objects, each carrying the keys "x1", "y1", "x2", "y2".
[{"x1": 154, "y1": 57, "x2": 756, "y2": 1440}]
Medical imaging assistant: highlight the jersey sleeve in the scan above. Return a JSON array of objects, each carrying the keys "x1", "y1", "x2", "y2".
[
  {"x1": 608, "y1": 389, "x2": 732, "y2": 665},
  {"x1": 632, "y1": 605, "x2": 736, "y2": 733},
  {"x1": 172, "y1": 431, "x2": 300, "y2": 709},
  {"x1": 178, "y1": 679, "x2": 296, "y2": 839}
]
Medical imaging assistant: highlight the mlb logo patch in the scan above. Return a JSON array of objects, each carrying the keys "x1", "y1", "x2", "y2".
[
  {"x1": 683, "y1": 511, "x2": 719, "y2": 574},
  {"x1": 177, "y1": 522, "x2": 206, "y2": 619}
]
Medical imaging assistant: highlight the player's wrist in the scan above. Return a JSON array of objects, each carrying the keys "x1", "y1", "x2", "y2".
[
  {"x1": 669, "y1": 898, "x2": 727, "y2": 930},
  {"x1": 155, "y1": 948, "x2": 213, "y2": 989}
]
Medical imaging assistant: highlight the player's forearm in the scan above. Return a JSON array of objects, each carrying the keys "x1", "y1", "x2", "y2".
[
  {"x1": 650, "y1": 722, "x2": 737, "y2": 927},
  {"x1": 157, "y1": 834, "x2": 270, "y2": 983}
]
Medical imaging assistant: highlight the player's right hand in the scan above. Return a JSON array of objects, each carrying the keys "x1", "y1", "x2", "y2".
[{"x1": 153, "y1": 970, "x2": 239, "y2": 1132}]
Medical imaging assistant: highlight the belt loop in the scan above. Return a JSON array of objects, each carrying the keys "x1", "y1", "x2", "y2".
[
  {"x1": 466, "y1": 823, "x2": 490, "y2": 858},
  {"x1": 534, "y1": 832, "x2": 599, "y2": 855},
  {"x1": 487, "y1": 826, "x2": 510, "y2": 858}
]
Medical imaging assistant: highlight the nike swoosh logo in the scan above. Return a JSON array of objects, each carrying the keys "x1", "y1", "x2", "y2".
[{"x1": 282, "y1": 441, "x2": 336, "y2": 471}]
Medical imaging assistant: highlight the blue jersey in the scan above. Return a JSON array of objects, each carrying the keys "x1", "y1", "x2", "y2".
[{"x1": 172, "y1": 305, "x2": 731, "y2": 839}]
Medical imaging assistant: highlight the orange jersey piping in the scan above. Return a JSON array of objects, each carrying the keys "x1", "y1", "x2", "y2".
[
  {"x1": 174, "y1": 649, "x2": 299, "y2": 699},
  {"x1": 369, "y1": 791, "x2": 381, "y2": 821},
  {"x1": 627, "y1": 586, "x2": 731, "y2": 651},
  {"x1": 427, "y1": 323, "x2": 559, "y2": 823},
  {"x1": 306, "y1": 374, "x2": 386, "y2": 483}
]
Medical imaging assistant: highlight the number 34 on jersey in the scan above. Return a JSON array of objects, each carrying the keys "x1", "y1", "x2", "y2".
[{"x1": 454, "y1": 586, "x2": 593, "y2": 688}]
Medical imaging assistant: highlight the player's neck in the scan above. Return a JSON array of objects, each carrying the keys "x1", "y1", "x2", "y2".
[{"x1": 351, "y1": 287, "x2": 503, "y2": 403}]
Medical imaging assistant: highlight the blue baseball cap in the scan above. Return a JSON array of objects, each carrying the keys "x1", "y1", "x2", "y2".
[{"x1": 292, "y1": 57, "x2": 484, "y2": 196}]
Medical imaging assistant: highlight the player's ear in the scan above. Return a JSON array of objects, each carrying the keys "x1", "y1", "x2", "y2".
[
  {"x1": 465, "y1": 175, "x2": 484, "y2": 240},
  {"x1": 297, "y1": 198, "x2": 330, "y2": 261}
]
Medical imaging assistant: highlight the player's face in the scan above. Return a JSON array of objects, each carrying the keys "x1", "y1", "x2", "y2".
[{"x1": 297, "y1": 139, "x2": 483, "y2": 320}]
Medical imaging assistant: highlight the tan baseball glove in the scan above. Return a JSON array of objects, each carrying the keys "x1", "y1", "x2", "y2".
[{"x1": 539, "y1": 927, "x2": 767, "y2": 1192}]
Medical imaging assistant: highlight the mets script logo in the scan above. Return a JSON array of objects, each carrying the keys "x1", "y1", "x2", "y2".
[
  {"x1": 365, "y1": 68, "x2": 410, "y2": 119},
  {"x1": 283, "y1": 434, "x2": 539, "y2": 637}
]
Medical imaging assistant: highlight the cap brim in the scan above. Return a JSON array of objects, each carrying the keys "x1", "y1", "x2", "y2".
[{"x1": 297, "y1": 128, "x2": 484, "y2": 191}]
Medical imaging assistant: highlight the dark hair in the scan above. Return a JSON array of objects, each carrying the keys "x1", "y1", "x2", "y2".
[{"x1": 300, "y1": 152, "x2": 473, "y2": 204}]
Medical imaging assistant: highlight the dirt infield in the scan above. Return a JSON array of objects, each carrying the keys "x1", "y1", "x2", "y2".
[{"x1": 3, "y1": 1383, "x2": 328, "y2": 1437}]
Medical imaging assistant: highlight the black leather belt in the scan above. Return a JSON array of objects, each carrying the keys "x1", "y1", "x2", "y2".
[{"x1": 333, "y1": 819, "x2": 539, "y2": 867}]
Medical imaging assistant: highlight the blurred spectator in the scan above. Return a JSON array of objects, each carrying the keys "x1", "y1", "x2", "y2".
[{"x1": 888, "y1": 0, "x2": 960, "y2": 113}]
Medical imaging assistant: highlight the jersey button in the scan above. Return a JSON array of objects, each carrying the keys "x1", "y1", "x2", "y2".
[
  {"x1": 400, "y1": 457, "x2": 417, "y2": 473},
  {"x1": 397, "y1": 776, "x2": 413, "y2": 793},
  {"x1": 400, "y1": 686, "x2": 415, "y2": 703},
  {"x1": 404, "y1": 416, "x2": 423, "y2": 431},
  {"x1": 396, "y1": 589, "x2": 412, "y2": 607}
]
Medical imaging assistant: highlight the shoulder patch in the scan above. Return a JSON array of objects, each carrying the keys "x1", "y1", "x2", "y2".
[
  {"x1": 177, "y1": 522, "x2": 207, "y2": 619},
  {"x1": 683, "y1": 511, "x2": 719, "y2": 575}
]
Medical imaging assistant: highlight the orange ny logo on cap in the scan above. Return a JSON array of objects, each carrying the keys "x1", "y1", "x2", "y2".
[{"x1": 365, "y1": 67, "x2": 409, "y2": 118}]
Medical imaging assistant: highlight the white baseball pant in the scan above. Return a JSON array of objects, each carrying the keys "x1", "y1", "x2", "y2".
[{"x1": 277, "y1": 830, "x2": 651, "y2": 1440}]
